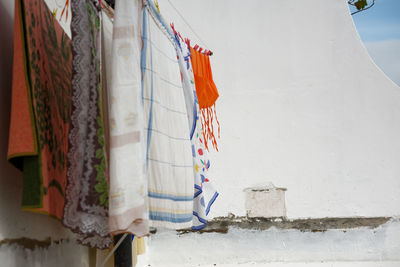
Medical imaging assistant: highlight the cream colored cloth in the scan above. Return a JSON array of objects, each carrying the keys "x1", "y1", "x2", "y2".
[{"x1": 106, "y1": 0, "x2": 149, "y2": 236}]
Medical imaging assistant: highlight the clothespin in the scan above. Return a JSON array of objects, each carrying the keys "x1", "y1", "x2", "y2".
[
  {"x1": 52, "y1": 8, "x2": 57, "y2": 19},
  {"x1": 155, "y1": 0, "x2": 160, "y2": 13},
  {"x1": 198, "y1": 47, "x2": 203, "y2": 53},
  {"x1": 194, "y1": 44, "x2": 199, "y2": 50},
  {"x1": 170, "y1": 23, "x2": 176, "y2": 34}
]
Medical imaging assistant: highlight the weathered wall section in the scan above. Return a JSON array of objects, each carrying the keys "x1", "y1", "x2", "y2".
[{"x1": 140, "y1": 218, "x2": 400, "y2": 266}]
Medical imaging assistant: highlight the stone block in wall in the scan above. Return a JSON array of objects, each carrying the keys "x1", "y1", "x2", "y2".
[{"x1": 244, "y1": 183, "x2": 287, "y2": 218}]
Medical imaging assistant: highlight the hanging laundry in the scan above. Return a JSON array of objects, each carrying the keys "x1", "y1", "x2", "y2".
[
  {"x1": 62, "y1": 0, "x2": 111, "y2": 248},
  {"x1": 172, "y1": 28, "x2": 219, "y2": 230},
  {"x1": 107, "y1": 0, "x2": 149, "y2": 237},
  {"x1": 8, "y1": 0, "x2": 72, "y2": 220},
  {"x1": 141, "y1": 3, "x2": 194, "y2": 229},
  {"x1": 190, "y1": 46, "x2": 220, "y2": 151},
  {"x1": 131, "y1": 236, "x2": 146, "y2": 266},
  {"x1": 101, "y1": 8, "x2": 113, "y2": 161},
  {"x1": 135, "y1": 236, "x2": 146, "y2": 255},
  {"x1": 8, "y1": 0, "x2": 36, "y2": 172}
]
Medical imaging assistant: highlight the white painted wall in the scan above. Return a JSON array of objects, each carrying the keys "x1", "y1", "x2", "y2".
[{"x1": 159, "y1": 0, "x2": 400, "y2": 219}]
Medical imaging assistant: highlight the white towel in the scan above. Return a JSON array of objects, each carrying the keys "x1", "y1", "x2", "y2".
[{"x1": 107, "y1": 0, "x2": 149, "y2": 236}]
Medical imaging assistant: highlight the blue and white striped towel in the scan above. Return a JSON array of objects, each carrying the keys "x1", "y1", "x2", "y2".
[{"x1": 141, "y1": 6, "x2": 194, "y2": 229}]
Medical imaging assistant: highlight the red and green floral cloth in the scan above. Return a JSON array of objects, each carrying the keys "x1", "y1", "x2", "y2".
[
  {"x1": 8, "y1": 0, "x2": 110, "y2": 248},
  {"x1": 9, "y1": 0, "x2": 72, "y2": 219}
]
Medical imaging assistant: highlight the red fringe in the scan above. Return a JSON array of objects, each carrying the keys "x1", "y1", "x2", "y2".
[
  {"x1": 59, "y1": 0, "x2": 69, "y2": 22},
  {"x1": 169, "y1": 24, "x2": 219, "y2": 150},
  {"x1": 200, "y1": 104, "x2": 220, "y2": 152}
]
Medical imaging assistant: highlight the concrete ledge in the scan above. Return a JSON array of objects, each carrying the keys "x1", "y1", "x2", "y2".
[
  {"x1": 192, "y1": 262, "x2": 400, "y2": 267},
  {"x1": 141, "y1": 218, "x2": 400, "y2": 266}
]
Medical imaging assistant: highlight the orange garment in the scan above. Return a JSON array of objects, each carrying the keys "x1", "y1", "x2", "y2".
[
  {"x1": 190, "y1": 47, "x2": 220, "y2": 151},
  {"x1": 190, "y1": 47, "x2": 219, "y2": 109}
]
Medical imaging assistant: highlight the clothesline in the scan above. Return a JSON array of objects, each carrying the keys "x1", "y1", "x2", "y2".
[
  {"x1": 143, "y1": 0, "x2": 176, "y2": 46},
  {"x1": 101, "y1": 0, "x2": 213, "y2": 56},
  {"x1": 165, "y1": 0, "x2": 211, "y2": 53}
]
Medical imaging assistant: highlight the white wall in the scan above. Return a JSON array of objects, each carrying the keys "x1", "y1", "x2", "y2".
[{"x1": 159, "y1": 0, "x2": 400, "y2": 219}]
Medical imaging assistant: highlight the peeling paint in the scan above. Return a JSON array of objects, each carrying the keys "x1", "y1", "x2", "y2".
[
  {"x1": 0, "y1": 237, "x2": 69, "y2": 250},
  {"x1": 177, "y1": 216, "x2": 391, "y2": 234}
]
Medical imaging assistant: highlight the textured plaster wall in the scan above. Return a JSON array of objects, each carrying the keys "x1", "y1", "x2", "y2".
[{"x1": 159, "y1": 0, "x2": 400, "y2": 219}]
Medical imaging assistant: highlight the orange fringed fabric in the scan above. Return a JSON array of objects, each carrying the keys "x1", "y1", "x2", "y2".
[
  {"x1": 60, "y1": 0, "x2": 69, "y2": 21},
  {"x1": 190, "y1": 46, "x2": 220, "y2": 151}
]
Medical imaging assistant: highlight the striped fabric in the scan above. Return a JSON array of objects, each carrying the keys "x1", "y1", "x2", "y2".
[{"x1": 141, "y1": 5, "x2": 194, "y2": 229}]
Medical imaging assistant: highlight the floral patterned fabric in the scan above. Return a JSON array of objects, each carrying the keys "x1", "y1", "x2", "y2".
[
  {"x1": 8, "y1": 0, "x2": 37, "y2": 167},
  {"x1": 174, "y1": 31, "x2": 219, "y2": 230},
  {"x1": 9, "y1": 0, "x2": 73, "y2": 219}
]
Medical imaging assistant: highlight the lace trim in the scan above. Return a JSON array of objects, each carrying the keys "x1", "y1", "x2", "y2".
[{"x1": 63, "y1": 0, "x2": 111, "y2": 249}]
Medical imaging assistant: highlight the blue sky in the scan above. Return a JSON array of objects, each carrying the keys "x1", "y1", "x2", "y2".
[
  {"x1": 351, "y1": 0, "x2": 400, "y2": 86},
  {"x1": 351, "y1": 0, "x2": 400, "y2": 42}
]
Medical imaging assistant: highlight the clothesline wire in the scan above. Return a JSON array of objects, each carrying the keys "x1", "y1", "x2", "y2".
[
  {"x1": 144, "y1": 0, "x2": 176, "y2": 46},
  {"x1": 166, "y1": 0, "x2": 210, "y2": 49}
]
